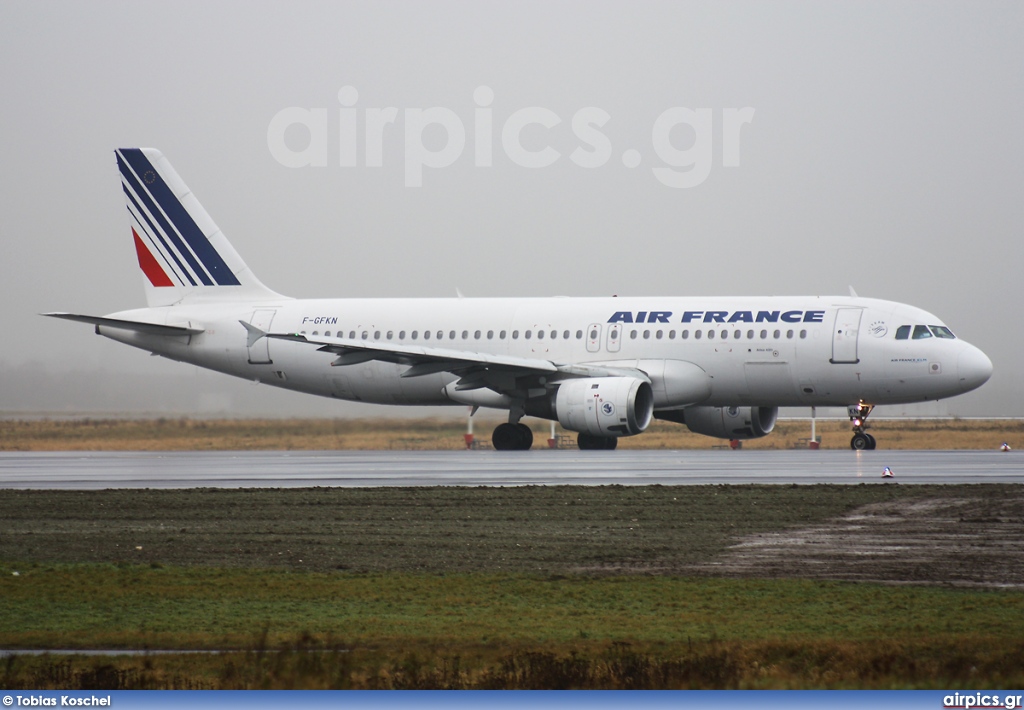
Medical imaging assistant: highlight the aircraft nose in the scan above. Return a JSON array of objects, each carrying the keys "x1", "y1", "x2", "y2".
[{"x1": 957, "y1": 345, "x2": 993, "y2": 393}]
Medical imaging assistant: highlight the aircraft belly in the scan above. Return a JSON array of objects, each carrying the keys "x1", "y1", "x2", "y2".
[{"x1": 742, "y1": 361, "x2": 795, "y2": 403}]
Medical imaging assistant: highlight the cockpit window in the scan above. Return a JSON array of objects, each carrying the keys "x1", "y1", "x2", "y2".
[
  {"x1": 895, "y1": 325, "x2": 911, "y2": 340},
  {"x1": 930, "y1": 325, "x2": 956, "y2": 339},
  {"x1": 912, "y1": 325, "x2": 933, "y2": 339}
]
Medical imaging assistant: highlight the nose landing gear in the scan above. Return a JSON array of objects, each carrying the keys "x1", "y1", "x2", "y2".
[{"x1": 848, "y1": 402, "x2": 876, "y2": 450}]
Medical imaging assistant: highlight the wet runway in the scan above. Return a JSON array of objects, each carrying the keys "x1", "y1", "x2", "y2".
[{"x1": 0, "y1": 449, "x2": 1022, "y2": 489}]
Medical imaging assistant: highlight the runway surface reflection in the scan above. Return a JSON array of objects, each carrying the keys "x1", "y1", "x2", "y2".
[{"x1": 1, "y1": 450, "x2": 1022, "y2": 489}]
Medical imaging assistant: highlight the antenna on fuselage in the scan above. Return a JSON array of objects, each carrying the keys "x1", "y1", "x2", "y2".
[{"x1": 848, "y1": 286, "x2": 859, "y2": 298}]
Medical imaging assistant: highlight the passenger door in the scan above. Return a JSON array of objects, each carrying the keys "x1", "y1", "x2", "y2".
[{"x1": 830, "y1": 308, "x2": 862, "y2": 364}]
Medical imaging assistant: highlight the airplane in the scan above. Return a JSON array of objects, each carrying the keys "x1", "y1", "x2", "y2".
[{"x1": 45, "y1": 148, "x2": 993, "y2": 451}]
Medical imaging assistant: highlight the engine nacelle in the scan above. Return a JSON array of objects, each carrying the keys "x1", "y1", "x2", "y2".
[
  {"x1": 554, "y1": 377, "x2": 654, "y2": 437},
  {"x1": 676, "y1": 405, "x2": 778, "y2": 440}
]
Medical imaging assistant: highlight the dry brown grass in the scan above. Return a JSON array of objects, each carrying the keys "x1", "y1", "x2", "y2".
[{"x1": 1, "y1": 416, "x2": 1021, "y2": 451}]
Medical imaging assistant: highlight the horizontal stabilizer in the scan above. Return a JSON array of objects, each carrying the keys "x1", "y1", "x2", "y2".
[
  {"x1": 43, "y1": 312, "x2": 203, "y2": 336},
  {"x1": 238, "y1": 320, "x2": 267, "y2": 348}
]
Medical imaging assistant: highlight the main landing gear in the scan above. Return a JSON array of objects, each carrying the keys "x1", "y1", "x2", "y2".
[
  {"x1": 577, "y1": 433, "x2": 618, "y2": 450},
  {"x1": 492, "y1": 422, "x2": 534, "y2": 451},
  {"x1": 848, "y1": 402, "x2": 876, "y2": 450}
]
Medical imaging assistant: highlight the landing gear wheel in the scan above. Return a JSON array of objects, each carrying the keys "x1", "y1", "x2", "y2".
[
  {"x1": 578, "y1": 433, "x2": 618, "y2": 450},
  {"x1": 851, "y1": 432, "x2": 872, "y2": 451},
  {"x1": 515, "y1": 423, "x2": 534, "y2": 450},
  {"x1": 848, "y1": 402, "x2": 877, "y2": 450},
  {"x1": 493, "y1": 423, "x2": 531, "y2": 451}
]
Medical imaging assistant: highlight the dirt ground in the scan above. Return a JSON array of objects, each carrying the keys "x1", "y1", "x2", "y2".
[
  {"x1": 3, "y1": 417, "x2": 1023, "y2": 451},
  {"x1": 690, "y1": 493, "x2": 1024, "y2": 588},
  {"x1": 3, "y1": 485, "x2": 1022, "y2": 588}
]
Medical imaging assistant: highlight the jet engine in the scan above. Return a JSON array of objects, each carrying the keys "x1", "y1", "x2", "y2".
[
  {"x1": 663, "y1": 405, "x2": 778, "y2": 440},
  {"x1": 554, "y1": 376, "x2": 654, "y2": 437}
]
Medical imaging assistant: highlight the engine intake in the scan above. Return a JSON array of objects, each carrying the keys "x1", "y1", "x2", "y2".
[
  {"x1": 554, "y1": 377, "x2": 654, "y2": 437},
  {"x1": 664, "y1": 405, "x2": 778, "y2": 440}
]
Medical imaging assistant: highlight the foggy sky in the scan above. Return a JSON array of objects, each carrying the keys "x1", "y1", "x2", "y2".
[{"x1": 2, "y1": 1, "x2": 1021, "y2": 418}]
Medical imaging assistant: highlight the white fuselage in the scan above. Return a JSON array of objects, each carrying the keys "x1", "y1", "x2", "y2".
[{"x1": 99, "y1": 295, "x2": 992, "y2": 411}]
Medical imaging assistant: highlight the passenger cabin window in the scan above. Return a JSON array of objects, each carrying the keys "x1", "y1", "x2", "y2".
[
  {"x1": 895, "y1": 325, "x2": 911, "y2": 340},
  {"x1": 913, "y1": 325, "x2": 932, "y2": 339},
  {"x1": 576, "y1": 330, "x2": 584, "y2": 339},
  {"x1": 563, "y1": 330, "x2": 570, "y2": 339},
  {"x1": 374, "y1": 331, "x2": 381, "y2": 339}
]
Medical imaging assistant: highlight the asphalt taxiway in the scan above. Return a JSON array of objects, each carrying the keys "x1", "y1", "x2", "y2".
[{"x1": 0, "y1": 449, "x2": 1021, "y2": 489}]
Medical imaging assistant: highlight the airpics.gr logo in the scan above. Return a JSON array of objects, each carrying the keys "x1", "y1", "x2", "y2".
[
  {"x1": 943, "y1": 691, "x2": 1023, "y2": 709},
  {"x1": 267, "y1": 86, "x2": 754, "y2": 188}
]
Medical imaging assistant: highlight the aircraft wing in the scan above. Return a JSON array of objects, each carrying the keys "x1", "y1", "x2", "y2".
[{"x1": 245, "y1": 322, "x2": 650, "y2": 394}]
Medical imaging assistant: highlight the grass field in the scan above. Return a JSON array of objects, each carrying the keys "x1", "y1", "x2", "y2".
[
  {"x1": 2, "y1": 483, "x2": 1023, "y2": 688},
  {"x1": 2, "y1": 565, "x2": 1022, "y2": 689},
  {"x1": 2, "y1": 416, "x2": 1023, "y2": 450}
]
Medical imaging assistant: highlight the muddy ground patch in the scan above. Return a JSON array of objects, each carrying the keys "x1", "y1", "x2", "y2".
[{"x1": 690, "y1": 494, "x2": 1024, "y2": 587}]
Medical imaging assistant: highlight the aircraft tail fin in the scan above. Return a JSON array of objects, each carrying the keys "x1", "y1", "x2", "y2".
[{"x1": 116, "y1": 148, "x2": 284, "y2": 307}]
